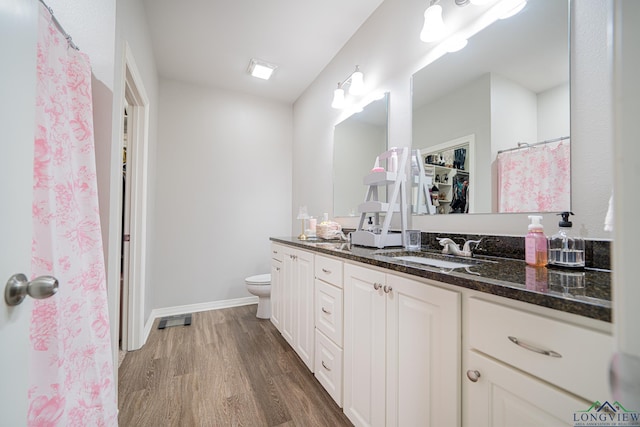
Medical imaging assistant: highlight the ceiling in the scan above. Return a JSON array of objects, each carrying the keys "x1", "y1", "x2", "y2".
[{"x1": 142, "y1": 0, "x2": 385, "y2": 104}]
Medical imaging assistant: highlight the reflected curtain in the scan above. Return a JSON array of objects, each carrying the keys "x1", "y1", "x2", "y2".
[
  {"x1": 28, "y1": 4, "x2": 117, "y2": 426},
  {"x1": 497, "y1": 139, "x2": 570, "y2": 213}
]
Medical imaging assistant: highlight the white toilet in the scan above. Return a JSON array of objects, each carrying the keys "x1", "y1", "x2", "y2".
[{"x1": 245, "y1": 273, "x2": 271, "y2": 319}]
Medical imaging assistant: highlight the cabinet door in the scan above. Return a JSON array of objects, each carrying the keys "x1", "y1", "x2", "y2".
[
  {"x1": 270, "y1": 257, "x2": 282, "y2": 331},
  {"x1": 344, "y1": 263, "x2": 386, "y2": 427},
  {"x1": 464, "y1": 351, "x2": 589, "y2": 427},
  {"x1": 386, "y1": 274, "x2": 461, "y2": 427},
  {"x1": 281, "y1": 249, "x2": 296, "y2": 346},
  {"x1": 294, "y1": 249, "x2": 315, "y2": 371}
]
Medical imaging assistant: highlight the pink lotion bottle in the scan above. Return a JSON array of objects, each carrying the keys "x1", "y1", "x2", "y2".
[{"x1": 525, "y1": 215, "x2": 548, "y2": 267}]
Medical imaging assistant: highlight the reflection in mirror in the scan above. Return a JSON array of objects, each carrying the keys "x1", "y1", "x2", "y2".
[
  {"x1": 412, "y1": 0, "x2": 569, "y2": 214},
  {"x1": 333, "y1": 93, "x2": 389, "y2": 217},
  {"x1": 412, "y1": 135, "x2": 475, "y2": 215}
]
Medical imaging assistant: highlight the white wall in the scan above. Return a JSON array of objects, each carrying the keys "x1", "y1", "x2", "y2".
[
  {"x1": 151, "y1": 78, "x2": 292, "y2": 309},
  {"x1": 293, "y1": 0, "x2": 613, "y2": 240},
  {"x1": 538, "y1": 83, "x2": 571, "y2": 141}
]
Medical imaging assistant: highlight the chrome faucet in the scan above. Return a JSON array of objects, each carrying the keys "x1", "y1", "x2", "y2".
[{"x1": 437, "y1": 238, "x2": 482, "y2": 257}]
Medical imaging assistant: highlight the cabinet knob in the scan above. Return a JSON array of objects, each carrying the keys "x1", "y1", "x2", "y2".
[
  {"x1": 322, "y1": 361, "x2": 332, "y2": 372},
  {"x1": 321, "y1": 307, "x2": 332, "y2": 315},
  {"x1": 383, "y1": 285, "x2": 392, "y2": 293},
  {"x1": 322, "y1": 268, "x2": 332, "y2": 274},
  {"x1": 373, "y1": 282, "x2": 382, "y2": 290},
  {"x1": 466, "y1": 370, "x2": 481, "y2": 382}
]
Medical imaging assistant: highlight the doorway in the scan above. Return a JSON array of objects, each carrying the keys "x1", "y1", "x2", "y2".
[{"x1": 118, "y1": 44, "x2": 150, "y2": 353}]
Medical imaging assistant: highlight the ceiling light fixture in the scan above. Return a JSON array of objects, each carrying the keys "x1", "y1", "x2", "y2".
[
  {"x1": 331, "y1": 65, "x2": 365, "y2": 109},
  {"x1": 247, "y1": 58, "x2": 277, "y2": 80}
]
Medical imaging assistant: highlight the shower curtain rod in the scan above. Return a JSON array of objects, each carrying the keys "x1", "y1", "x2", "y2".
[
  {"x1": 38, "y1": 0, "x2": 79, "y2": 51},
  {"x1": 497, "y1": 136, "x2": 570, "y2": 154}
]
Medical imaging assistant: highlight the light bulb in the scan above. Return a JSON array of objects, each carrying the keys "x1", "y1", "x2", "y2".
[
  {"x1": 331, "y1": 86, "x2": 345, "y2": 109},
  {"x1": 420, "y1": 4, "x2": 447, "y2": 43},
  {"x1": 349, "y1": 69, "x2": 364, "y2": 95}
]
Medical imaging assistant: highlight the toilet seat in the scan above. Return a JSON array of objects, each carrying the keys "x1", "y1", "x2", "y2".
[{"x1": 245, "y1": 273, "x2": 271, "y2": 286}]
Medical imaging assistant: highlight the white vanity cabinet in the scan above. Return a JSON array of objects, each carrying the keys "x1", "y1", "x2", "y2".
[
  {"x1": 276, "y1": 245, "x2": 315, "y2": 371},
  {"x1": 314, "y1": 254, "x2": 344, "y2": 406},
  {"x1": 270, "y1": 243, "x2": 284, "y2": 331},
  {"x1": 462, "y1": 297, "x2": 613, "y2": 427},
  {"x1": 343, "y1": 262, "x2": 461, "y2": 427},
  {"x1": 464, "y1": 350, "x2": 589, "y2": 427}
]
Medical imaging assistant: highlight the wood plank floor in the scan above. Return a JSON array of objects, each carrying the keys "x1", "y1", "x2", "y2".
[{"x1": 118, "y1": 304, "x2": 353, "y2": 427}]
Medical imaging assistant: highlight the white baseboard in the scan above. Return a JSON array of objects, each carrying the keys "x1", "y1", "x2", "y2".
[{"x1": 142, "y1": 296, "x2": 259, "y2": 344}]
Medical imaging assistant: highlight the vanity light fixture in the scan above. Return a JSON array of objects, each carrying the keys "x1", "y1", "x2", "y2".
[
  {"x1": 420, "y1": 1, "x2": 447, "y2": 42},
  {"x1": 247, "y1": 58, "x2": 277, "y2": 80},
  {"x1": 331, "y1": 65, "x2": 365, "y2": 109}
]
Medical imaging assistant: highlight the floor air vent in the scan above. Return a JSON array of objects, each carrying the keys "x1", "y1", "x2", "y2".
[{"x1": 158, "y1": 313, "x2": 192, "y2": 329}]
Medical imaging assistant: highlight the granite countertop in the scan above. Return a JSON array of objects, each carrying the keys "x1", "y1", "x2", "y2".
[{"x1": 270, "y1": 236, "x2": 612, "y2": 323}]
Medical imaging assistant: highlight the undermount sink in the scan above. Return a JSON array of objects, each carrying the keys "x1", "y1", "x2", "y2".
[
  {"x1": 392, "y1": 255, "x2": 474, "y2": 269},
  {"x1": 375, "y1": 249, "x2": 496, "y2": 272}
]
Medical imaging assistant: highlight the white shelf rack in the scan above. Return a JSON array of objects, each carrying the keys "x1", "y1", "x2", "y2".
[{"x1": 351, "y1": 147, "x2": 408, "y2": 248}]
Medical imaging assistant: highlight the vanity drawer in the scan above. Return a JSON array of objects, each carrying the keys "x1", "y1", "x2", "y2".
[
  {"x1": 467, "y1": 297, "x2": 612, "y2": 401},
  {"x1": 315, "y1": 255, "x2": 343, "y2": 288},
  {"x1": 315, "y1": 279, "x2": 343, "y2": 345},
  {"x1": 271, "y1": 243, "x2": 284, "y2": 262},
  {"x1": 315, "y1": 329, "x2": 343, "y2": 407}
]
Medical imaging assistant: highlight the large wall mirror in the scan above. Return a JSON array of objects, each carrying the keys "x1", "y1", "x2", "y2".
[
  {"x1": 412, "y1": 0, "x2": 570, "y2": 215},
  {"x1": 333, "y1": 93, "x2": 389, "y2": 217}
]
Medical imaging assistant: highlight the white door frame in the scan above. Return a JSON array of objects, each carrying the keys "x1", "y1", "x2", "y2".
[{"x1": 118, "y1": 43, "x2": 149, "y2": 351}]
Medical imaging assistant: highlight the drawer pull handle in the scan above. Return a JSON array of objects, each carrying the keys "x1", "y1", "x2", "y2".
[
  {"x1": 322, "y1": 268, "x2": 332, "y2": 274},
  {"x1": 383, "y1": 285, "x2": 392, "y2": 293},
  {"x1": 322, "y1": 361, "x2": 332, "y2": 372},
  {"x1": 373, "y1": 283, "x2": 382, "y2": 290},
  {"x1": 321, "y1": 307, "x2": 332, "y2": 315},
  {"x1": 508, "y1": 336, "x2": 562, "y2": 358},
  {"x1": 466, "y1": 370, "x2": 481, "y2": 382}
]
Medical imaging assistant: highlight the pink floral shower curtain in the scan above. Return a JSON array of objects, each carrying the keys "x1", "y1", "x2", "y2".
[
  {"x1": 497, "y1": 139, "x2": 571, "y2": 213},
  {"x1": 28, "y1": 4, "x2": 117, "y2": 426}
]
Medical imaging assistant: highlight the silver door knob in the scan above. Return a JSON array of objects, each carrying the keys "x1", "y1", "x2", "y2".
[
  {"x1": 466, "y1": 370, "x2": 481, "y2": 382},
  {"x1": 4, "y1": 273, "x2": 59, "y2": 306}
]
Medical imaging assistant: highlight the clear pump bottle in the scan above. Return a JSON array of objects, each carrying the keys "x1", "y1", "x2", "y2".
[
  {"x1": 525, "y1": 215, "x2": 548, "y2": 267},
  {"x1": 548, "y1": 212, "x2": 585, "y2": 268}
]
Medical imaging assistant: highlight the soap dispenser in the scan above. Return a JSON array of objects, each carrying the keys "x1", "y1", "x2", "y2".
[
  {"x1": 548, "y1": 212, "x2": 585, "y2": 268},
  {"x1": 525, "y1": 215, "x2": 548, "y2": 267}
]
